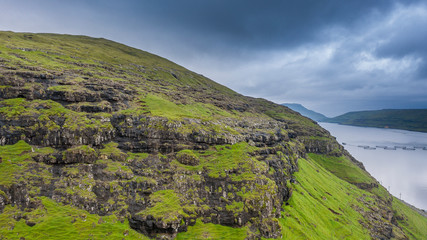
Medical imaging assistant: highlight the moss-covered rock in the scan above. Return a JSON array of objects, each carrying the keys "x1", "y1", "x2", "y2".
[
  {"x1": 99, "y1": 142, "x2": 128, "y2": 161},
  {"x1": 62, "y1": 145, "x2": 98, "y2": 164},
  {"x1": 176, "y1": 150, "x2": 199, "y2": 166}
]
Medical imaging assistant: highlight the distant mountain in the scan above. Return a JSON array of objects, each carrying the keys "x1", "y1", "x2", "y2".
[
  {"x1": 282, "y1": 103, "x2": 328, "y2": 122},
  {"x1": 325, "y1": 109, "x2": 427, "y2": 133}
]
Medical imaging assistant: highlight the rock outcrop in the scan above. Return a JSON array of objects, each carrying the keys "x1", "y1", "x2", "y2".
[{"x1": 0, "y1": 68, "x2": 314, "y2": 238}]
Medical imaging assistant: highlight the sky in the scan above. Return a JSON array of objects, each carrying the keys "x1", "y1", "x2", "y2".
[{"x1": 1, "y1": 0, "x2": 427, "y2": 116}]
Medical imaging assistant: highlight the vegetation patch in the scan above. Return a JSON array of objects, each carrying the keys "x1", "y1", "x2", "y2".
[
  {"x1": 137, "y1": 190, "x2": 192, "y2": 224},
  {"x1": 172, "y1": 142, "x2": 267, "y2": 180},
  {"x1": 47, "y1": 84, "x2": 86, "y2": 92},
  {"x1": 0, "y1": 98, "x2": 39, "y2": 118},
  {"x1": 0, "y1": 197, "x2": 148, "y2": 239},
  {"x1": 63, "y1": 145, "x2": 98, "y2": 164},
  {"x1": 280, "y1": 157, "x2": 371, "y2": 239},
  {"x1": 392, "y1": 197, "x2": 427, "y2": 239},
  {"x1": 176, "y1": 149, "x2": 199, "y2": 166},
  {"x1": 0, "y1": 140, "x2": 32, "y2": 186},
  {"x1": 123, "y1": 94, "x2": 234, "y2": 120},
  {"x1": 325, "y1": 109, "x2": 427, "y2": 133},
  {"x1": 0, "y1": 98, "x2": 113, "y2": 132},
  {"x1": 206, "y1": 143, "x2": 265, "y2": 179},
  {"x1": 126, "y1": 152, "x2": 149, "y2": 162},
  {"x1": 176, "y1": 219, "x2": 248, "y2": 240},
  {"x1": 97, "y1": 159, "x2": 134, "y2": 179},
  {"x1": 308, "y1": 153, "x2": 374, "y2": 185},
  {"x1": 100, "y1": 142, "x2": 128, "y2": 161}
]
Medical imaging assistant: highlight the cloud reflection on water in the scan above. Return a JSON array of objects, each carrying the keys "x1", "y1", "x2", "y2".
[{"x1": 320, "y1": 123, "x2": 427, "y2": 210}]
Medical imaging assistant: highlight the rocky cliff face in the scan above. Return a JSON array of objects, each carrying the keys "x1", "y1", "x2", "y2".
[
  {"x1": 0, "y1": 81, "x2": 305, "y2": 238},
  {"x1": 0, "y1": 32, "x2": 422, "y2": 239},
  {"x1": 0, "y1": 42, "x2": 313, "y2": 239}
]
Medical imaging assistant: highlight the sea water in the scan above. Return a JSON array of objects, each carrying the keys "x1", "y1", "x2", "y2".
[{"x1": 319, "y1": 123, "x2": 427, "y2": 210}]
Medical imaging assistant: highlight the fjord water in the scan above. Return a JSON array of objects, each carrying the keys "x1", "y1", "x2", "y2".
[{"x1": 320, "y1": 123, "x2": 427, "y2": 210}]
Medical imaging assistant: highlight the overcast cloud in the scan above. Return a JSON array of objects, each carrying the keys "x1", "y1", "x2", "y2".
[{"x1": 1, "y1": 0, "x2": 426, "y2": 116}]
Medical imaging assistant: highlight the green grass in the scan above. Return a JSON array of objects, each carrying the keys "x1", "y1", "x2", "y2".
[
  {"x1": 279, "y1": 157, "x2": 371, "y2": 239},
  {"x1": 137, "y1": 189, "x2": 193, "y2": 224},
  {"x1": 307, "y1": 153, "x2": 393, "y2": 202},
  {"x1": 34, "y1": 146, "x2": 56, "y2": 154},
  {"x1": 97, "y1": 159, "x2": 133, "y2": 175},
  {"x1": 392, "y1": 197, "x2": 427, "y2": 239},
  {"x1": 0, "y1": 140, "x2": 33, "y2": 186},
  {"x1": 176, "y1": 149, "x2": 197, "y2": 158},
  {"x1": 144, "y1": 94, "x2": 208, "y2": 119},
  {"x1": 0, "y1": 98, "x2": 39, "y2": 118},
  {"x1": 176, "y1": 149, "x2": 199, "y2": 165},
  {"x1": 176, "y1": 219, "x2": 248, "y2": 239},
  {"x1": 63, "y1": 145, "x2": 97, "y2": 159},
  {"x1": 0, "y1": 30, "x2": 326, "y2": 134},
  {"x1": 171, "y1": 142, "x2": 278, "y2": 225},
  {"x1": 172, "y1": 142, "x2": 267, "y2": 180},
  {"x1": 0, "y1": 197, "x2": 148, "y2": 240},
  {"x1": 0, "y1": 30, "x2": 246, "y2": 124},
  {"x1": 0, "y1": 31, "x2": 237, "y2": 94},
  {"x1": 100, "y1": 142, "x2": 123, "y2": 155},
  {"x1": 0, "y1": 141, "x2": 54, "y2": 194},
  {"x1": 369, "y1": 184, "x2": 391, "y2": 200},
  {"x1": 47, "y1": 84, "x2": 86, "y2": 92},
  {"x1": 208, "y1": 143, "x2": 266, "y2": 180},
  {"x1": 126, "y1": 152, "x2": 149, "y2": 161},
  {"x1": 308, "y1": 153, "x2": 374, "y2": 185},
  {"x1": 261, "y1": 102, "x2": 317, "y2": 129},
  {"x1": 125, "y1": 94, "x2": 233, "y2": 120},
  {"x1": 99, "y1": 142, "x2": 128, "y2": 161},
  {"x1": 0, "y1": 98, "x2": 113, "y2": 132},
  {"x1": 308, "y1": 136, "x2": 331, "y2": 141},
  {"x1": 281, "y1": 154, "x2": 427, "y2": 240}
]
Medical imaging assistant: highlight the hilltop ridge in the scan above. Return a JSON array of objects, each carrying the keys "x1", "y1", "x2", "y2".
[
  {"x1": 281, "y1": 103, "x2": 328, "y2": 122},
  {"x1": 325, "y1": 109, "x2": 427, "y2": 133},
  {"x1": 0, "y1": 31, "x2": 426, "y2": 239}
]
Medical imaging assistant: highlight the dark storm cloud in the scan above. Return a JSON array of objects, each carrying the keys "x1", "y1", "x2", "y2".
[
  {"x1": 1, "y1": 0, "x2": 427, "y2": 115},
  {"x1": 124, "y1": 0, "x2": 398, "y2": 51},
  {"x1": 373, "y1": 4, "x2": 427, "y2": 78}
]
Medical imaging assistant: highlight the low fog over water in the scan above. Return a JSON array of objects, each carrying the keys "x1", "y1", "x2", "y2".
[{"x1": 320, "y1": 123, "x2": 427, "y2": 210}]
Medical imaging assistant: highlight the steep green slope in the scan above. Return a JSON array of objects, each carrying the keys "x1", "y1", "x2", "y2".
[
  {"x1": 299, "y1": 153, "x2": 427, "y2": 240},
  {"x1": 326, "y1": 109, "x2": 427, "y2": 132},
  {"x1": 0, "y1": 31, "x2": 426, "y2": 239},
  {"x1": 281, "y1": 156, "x2": 372, "y2": 239},
  {"x1": 392, "y1": 197, "x2": 427, "y2": 239}
]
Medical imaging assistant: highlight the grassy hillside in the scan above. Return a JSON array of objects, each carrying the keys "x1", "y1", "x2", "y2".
[
  {"x1": 0, "y1": 31, "x2": 318, "y2": 128},
  {"x1": 392, "y1": 197, "x2": 427, "y2": 239},
  {"x1": 280, "y1": 154, "x2": 427, "y2": 240},
  {"x1": 326, "y1": 109, "x2": 427, "y2": 132},
  {"x1": 0, "y1": 196, "x2": 148, "y2": 240},
  {"x1": 0, "y1": 31, "x2": 426, "y2": 239}
]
